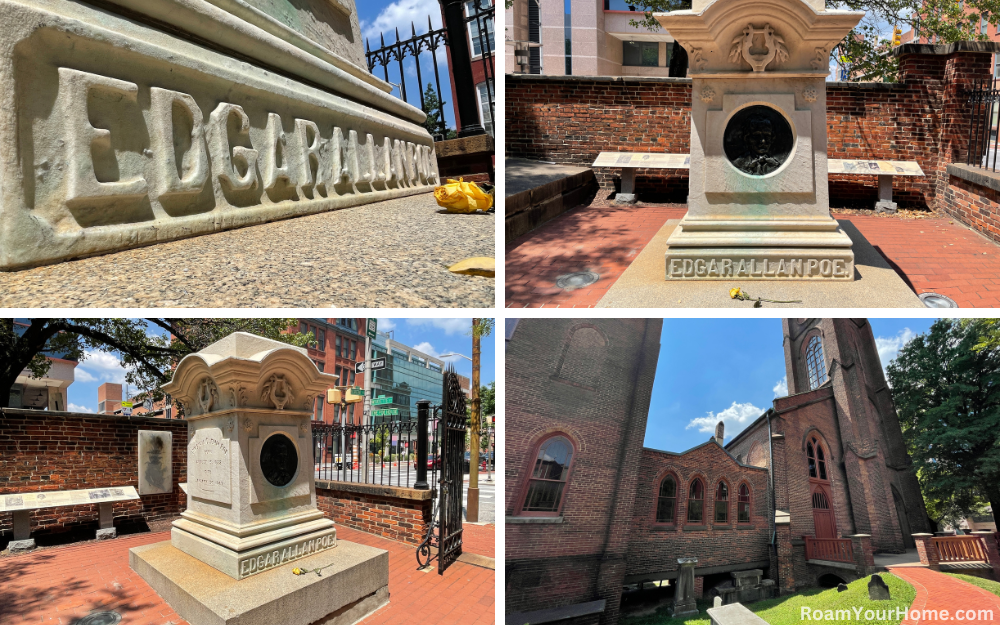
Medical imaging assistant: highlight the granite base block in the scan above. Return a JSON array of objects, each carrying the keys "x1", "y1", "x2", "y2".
[
  {"x1": 172, "y1": 525, "x2": 337, "y2": 580},
  {"x1": 7, "y1": 539, "x2": 35, "y2": 553},
  {"x1": 130, "y1": 539, "x2": 389, "y2": 625}
]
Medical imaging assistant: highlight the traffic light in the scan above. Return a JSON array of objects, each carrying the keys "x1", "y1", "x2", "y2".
[
  {"x1": 892, "y1": 26, "x2": 902, "y2": 47},
  {"x1": 326, "y1": 388, "x2": 342, "y2": 404}
]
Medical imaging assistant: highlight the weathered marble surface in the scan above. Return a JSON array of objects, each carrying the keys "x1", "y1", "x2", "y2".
[{"x1": 138, "y1": 430, "x2": 174, "y2": 495}]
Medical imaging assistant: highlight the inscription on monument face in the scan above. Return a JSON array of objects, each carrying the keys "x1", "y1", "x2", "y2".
[
  {"x1": 260, "y1": 433, "x2": 298, "y2": 487},
  {"x1": 138, "y1": 430, "x2": 173, "y2": 495},
  {"x1": 188, "y1": 427, "x2": 231, "y2": 504},
  {"x1": 723, "y1": 105, "x2": 793, "y2": 176},
  {"x1": 667, "y1": 256, "x2": 853, "y2": 280},
  {"x1": 237, "y1": 533, "x2": 336, "y2": 577}
]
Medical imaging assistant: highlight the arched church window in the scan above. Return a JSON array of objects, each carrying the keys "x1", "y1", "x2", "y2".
[
  {"x1": 805, "y1": 336, "x2": 826, "y2": 390},
  {"x1": 816, "y1": 444, "x2": 828, "y2": 480},
  {"x1": 715, "y1": 482, "x2": 728, "y2": 523},
  {"x1": 738, "y1": 484, "x2": 751, "y2": 523},
  {"x1": 521, "y1": 434, "x2": 574, "y2": 515},
  {"x1": 807, "y1": 436, "x2": 829, "y2": 482},
  {"x1": 656, "y1": 475, "x2": 677, "y2": 523},
  {"x1": 807, "y1": 442, "x2": 816, "y2": 478},
  {"x1": 687, "y1": 479, "x2": 704, "y2": 523},
  {"x1": 812, "y1": 491, "x2": 830, "y2": 509}
]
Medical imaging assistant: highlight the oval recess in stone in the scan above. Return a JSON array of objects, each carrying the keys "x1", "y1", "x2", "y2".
[
  {"x1": 723, "y1": 105, "x2": 794, "y2": 177},
  {"x1": 260, "y1": 433, "x2": 299, "y2": 487}
]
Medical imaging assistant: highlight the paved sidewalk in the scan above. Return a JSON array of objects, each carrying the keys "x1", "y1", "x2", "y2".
[
  {"x1": 888, "y1": 566, "x2": 1000, "y2": 624},
  {"x1": 506, "y1": 201, "x2": 1000, "y2": 308},
  {"x1": 462, "y1": 523, "x2": 495, "y2": 559},
  {"x1": 0, "y1": 193, "x2": 494, "y2": 308},
  {"x1": 0, "y1": 525, "x2": 494, "y2": 625}
]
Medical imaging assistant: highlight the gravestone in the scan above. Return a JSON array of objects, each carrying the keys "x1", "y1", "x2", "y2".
[
  {"x1": 138, "y1": 430, "x2": 173, "y2": 495},
  {"x1": 0, "y1": 0, "x2": 439, "y2": 271},
  {"x1": 130, "y1": 332, "x2": 389, "y2": 625},
  {"x1": 657, "y1": 0, "x2": 863, "y2": 281},
  {"x1": 868, "y1": 574, "x2": 891, "y2": 600},
  {"x1": 673, "y1": 557, "x2": 700, "y2": 618}
]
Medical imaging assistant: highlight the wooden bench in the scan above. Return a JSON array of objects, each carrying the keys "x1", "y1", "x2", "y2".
[
  {"x1": 828, "y1": 159, "x2": 925, "y2": 213},
  {"x1": 591, "y1": 152, "x2": 690, "y2": 204},
  {"x1": 592, "y1": 152, "x2": 924, "y2": 212},
  {"x1": 1, "y1": 486, "x2": 140, "y2": 552}
]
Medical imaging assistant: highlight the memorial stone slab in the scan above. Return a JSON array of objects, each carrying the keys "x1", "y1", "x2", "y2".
[
  {"x1": 0, "y1": 0, "x2": 439, "y2": 271},
  {"x1": 138, "y1": 430, "x2": 173, "y2": 495},
  {"x1": 656, "y1": 0, "x2": 864, "y2": 281},
  {"x1": 673, "y1": 557, "x2": 700, "y2": 618},
  {"x1": 868, "y1": 574, "x2": 891, "y2": 600}
]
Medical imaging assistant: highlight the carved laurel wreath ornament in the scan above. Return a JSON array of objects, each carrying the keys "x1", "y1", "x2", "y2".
[{"x1": 729, "y1": 24, "x2": 789, "y2": 72}]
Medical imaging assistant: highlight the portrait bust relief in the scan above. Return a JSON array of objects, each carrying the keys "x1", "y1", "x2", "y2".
[{"x1": 723, "y1": 105, "x2": 794, "y2": 176}]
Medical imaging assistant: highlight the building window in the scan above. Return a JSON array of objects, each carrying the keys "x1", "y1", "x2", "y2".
[
  {"x1": 315, "y1": 397, "x2": 323, "y2": 421},
  {"x1": 656, "y1": 475, "x2": 677, "y2": 523},
  {"x1": 465, "y1": 0, "x2": 494, "y2": 58},
  {"x1": 317, "y1": 329, "x2": 325, "y2": 349},
  {"x1": 351, "y1": 340, "x2": 357, "y2": 360},
  {"x1": 687, "y1": 479, "x2": 704, "y2": 523},
  {"x1": 738, "y1": 484, "x2": 751, "y2": 523},
  {"x1": 715, "y1": 481, "x2": 728, "y2": 523},
  {"x1": 812, "y1": 490, "x2": 830, "y2": 509},
  {"x1": 805, "y1": 336, "x2": 826, "y2": 390},
  {"x1": 316, "y1": 361, "x2": 325, "y2": 372},
  {"x1": 807, "y1": 436, "x2": 829, "y2": 481},
  {"x1": 336, "y1": 365, "x2": 343, "y2": 387},
  {"x1": 521, "y1": 435, "x2": 575, "y2": 515},
  {"x1": 476, "y1": 81, "x2": 494, "y2": 136},
  {"x1": 336, "y1": 335, "x2": 342, "y2": 358},
  {"x1": 300, "y1": 321, "x2": 308, "y2": 335},
  {"x1": 623, "y1": 41, "x2": 658, "y2": 67},
  {"x1": 982, "y1": 14, "x2": 989, "y2": 34}
]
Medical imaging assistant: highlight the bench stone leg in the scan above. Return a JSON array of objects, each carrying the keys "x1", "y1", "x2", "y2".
[
  {"x1": 96, "y1": 502, "x2": 116, "y2": 540},
  {"x1": 616, "y1": 168, "x2": 637, "y2": 204},
  {"x1": 9, "y1": 510, "x2": 35, "y2": 553},
  {"x1": 875, "y1": 174, "x2": 897, "y2": 214}
]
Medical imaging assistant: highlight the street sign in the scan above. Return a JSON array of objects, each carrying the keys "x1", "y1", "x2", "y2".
[
  {"x1": 121, "y1": 401, "x2": 133, "y2": 408},
  {"x1": 355, "y1": 361, "x2": 365, "y2": 373},
  {"x1": 371, "y1": 408, "x2": 399, "y2": 417},
  {"x1": 123, "y1": 406, "x2": 133, "y2": 416},
  {"x1": 366, "y1": 318, "x2": 377, "y2": 340},
  {"x1": 372, "y1": 396, "x2": 392, "y2": 406},
  {"x1": 370, "y1": 357, "x2": 386, "y2": 370}
]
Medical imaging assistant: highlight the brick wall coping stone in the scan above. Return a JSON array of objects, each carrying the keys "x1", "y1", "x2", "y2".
[
  {"x1": 506, "y1": 73, "x2": 692, "y2": 84},
  {"x1": 0, "y1": 407, "x2": 184, "y2": 426},
  {"x1": 827, "y1": 81, "x2": 904, "y2": 91},
  {"x1": 506, "y1": 515, "x2": 564, "y2": 524},
  {"x1": 947, "y1": 163, "x2": 1000, "y2": 193},
  {"x1": 314, "y1": 480, "x2": 432, "y2": 501},
  {"x1": 893, "y1": 41, "x2": 1000, "y2": 56},
  {"x1": 624, "y1": 561, "x2": 772, "y2": 585},
  {"x1": 505, "y1": 599, "x2": 607, "y2": 625},
  {"x1": 808, "y1": 559, "x2": 858, "y2": 570}
]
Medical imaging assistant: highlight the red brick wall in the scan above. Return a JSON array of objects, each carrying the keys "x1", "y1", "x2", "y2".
[
  {"x1": 626, "y1": 444, "x2": 770, "y2": 582},
  {"x1": 505, "y1": 48, "x2": 991, "y2": 210},
  {"x1": 315, "y1": 482, "x2": 432, "y2": 546},
  {"x1": 941, "y1": 171, "x2": 1000, "y2": 244},
  {"x1": 0, "y1": 408, "x2": 187, "y2": 537}
]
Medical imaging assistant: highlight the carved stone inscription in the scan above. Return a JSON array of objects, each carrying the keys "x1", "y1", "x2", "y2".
[
  {"x1": 238, "y1": 533, "x2": 336, "y2": 577},
  {"x1": 667, "y1": 256, "x2": 853, "y2": 280},
  {"x1": 188, "y1": 427, "x2": 231, "y2": 504},
  {"x1": 723, "y1": 105, "x2": 793, "y2": 176}
]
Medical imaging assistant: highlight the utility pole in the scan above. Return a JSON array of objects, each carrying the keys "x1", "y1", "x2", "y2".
[
  {"x1": 467, "y1": 318, "x2": 481, "y2": 522},
  {"x1": 362, "y1": 318, "x2": 374, "y2": 483}
]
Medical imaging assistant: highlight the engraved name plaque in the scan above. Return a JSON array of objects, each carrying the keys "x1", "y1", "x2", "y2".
[{"x1": 188, "y1": 427, "x2": 231, "y2": 504}]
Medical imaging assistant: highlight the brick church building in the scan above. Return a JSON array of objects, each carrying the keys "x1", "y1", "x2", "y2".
[{"x1": 505, "y1": 318, "x2": 931, "y2": 625}]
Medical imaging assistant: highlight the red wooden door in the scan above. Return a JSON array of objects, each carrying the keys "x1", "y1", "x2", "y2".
[{"x1": 812, "y1": 486, "x2": 837, "y2": 539}]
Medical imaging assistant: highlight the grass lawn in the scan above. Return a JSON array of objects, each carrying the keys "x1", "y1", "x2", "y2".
[
  {"x1": 944, "y1": 573, "x2": 1000, "y2": 597},
  {"x1": 621, "y1": 573, "x2": 915, "y2": 625}
]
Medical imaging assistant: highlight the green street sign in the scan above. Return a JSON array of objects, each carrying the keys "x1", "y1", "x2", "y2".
[
  {"x1": 350, "y1": 386, "x2": 365, "y2": 397},
  {"x1": 372, "y1": 396, "x2": 392, "y2": 405},
  {"x1": 366, "y1": 318, "x2": 377, "y2": 340},
  {"x1": 371, "y1": 408, "x2": 399, "y2": 417},
  {"x1": 121, "y1": 401, "x2": 133, "y2": 408}
]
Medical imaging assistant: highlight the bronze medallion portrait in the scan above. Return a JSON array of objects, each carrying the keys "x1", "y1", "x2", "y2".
[
  {"x1": 260, "y1": 433, "x2": 298, "y2": 487},
  {"x1": 723, "y1": 105, "x2": 793, "y2": 176}
]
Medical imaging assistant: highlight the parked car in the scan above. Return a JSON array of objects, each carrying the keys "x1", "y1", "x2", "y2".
[{"x1": 412, "y1": 454, "x2": 440, "y2": 470}]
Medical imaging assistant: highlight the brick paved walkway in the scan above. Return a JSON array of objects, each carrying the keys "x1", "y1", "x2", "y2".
[
  {"x1": 888, "y1": 566, "x2": 1000, "y2": 624},
  {"x1": 462, "y1": 523, "x2": 495, "y2": 558},
  {"x1": 505, "y1": 202, "x2": 1000, "y2": 308},
  {"x1": 0, "y1": 525, "x2": 495, "y2": 625}
]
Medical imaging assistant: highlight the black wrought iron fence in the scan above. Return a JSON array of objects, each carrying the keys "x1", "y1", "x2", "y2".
[
  {"x1": 966, "y1": 77, "x2": 1000, "y2": 171},
  {"x1": 365, "y1": 0, "x2": 494, "y2": 140}
]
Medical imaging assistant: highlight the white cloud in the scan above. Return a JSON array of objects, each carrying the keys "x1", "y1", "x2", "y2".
[
  {"x1": 75, "y1": 349, "x2": 128, "y2": 385},
  {"x1": 74, "y1": 368, "x2": 98, "y2": 383},
  {"x1": 875, "y1": 328, "x2": 916, "y2": 375},
  {"x1": 377, "y1": 318, "x2": 397, "y2": 332},
  {"x1": 68, "y1": 403, "x2": 94, "y2": 414},
  {"x1": 773, "y1": 375, "x2": 788, "y2": 397},
  {"x1": 406, "y1": 318, "x2": 470, "y2": 335},
  {"x1": 360, "y1": 0, "x2": 443, "y2": 44},
  {"x1": 686, "y1": 401, "x2": 764, "y2": 440},
  {"x1": 412, "y1": 341, "x2": 439, "y2": 357}
]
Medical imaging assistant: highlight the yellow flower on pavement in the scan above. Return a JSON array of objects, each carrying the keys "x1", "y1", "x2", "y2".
[
  {"x1": 292, "y1": 567, "x2": 303, "y2": 575},
  {"x1": 729, "y1": 287, "x2": 742, "y2": 299},
  {"x1": 434, "y1": 178, "x2": 494, "y2": 213}
]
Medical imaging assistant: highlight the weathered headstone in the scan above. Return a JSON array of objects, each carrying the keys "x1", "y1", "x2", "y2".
[
  {"x1": 837, "y1": 583, "x2": 848, "y2": 592},
  {"x1": 673, "y1": 557, "x2": 700, "y2": 618},
  {"x1": 138, "y1": 430, "x2": 173, "y2": 495},
  {"x1": 656, "y1": 0, "x2": 864, "y2": 282},
  {"x1": 868, "y1": 574, "x2": 891, "y2": 600},
  {"x1": 0, "y1": 0, "x2": 439, "y2": 271}
]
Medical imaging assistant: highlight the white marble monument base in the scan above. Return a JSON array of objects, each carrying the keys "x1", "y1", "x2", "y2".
[{"x1": 130, "y1": 539, "x2": 388, "y2": 625}]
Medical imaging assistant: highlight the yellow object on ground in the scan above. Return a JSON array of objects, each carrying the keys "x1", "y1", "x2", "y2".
[
  {"x1": 448, "y1": 257, "x2": 495, "y2": 277},
  {"x1": 434, "y1": 178, "x2": 494, "y2": 213}
]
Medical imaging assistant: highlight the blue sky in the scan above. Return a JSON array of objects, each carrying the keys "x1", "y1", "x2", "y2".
[
  {"x1": 65, "y1": 318, "x2": 496, "y2": 413},
  {"x1": 644, "y1": 318, "x2": 938, "y2": 453}
]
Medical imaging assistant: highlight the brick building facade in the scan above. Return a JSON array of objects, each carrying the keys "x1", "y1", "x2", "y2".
[
  {"x1": 295, "y1": 318, "x2": 366, "y2": 425},
  {"x1": 506, "y1": 318, "x2": 929, "y2": 625},
  {"x1": 506, "y1": 43, "x2": 1000, "y2": 246}
]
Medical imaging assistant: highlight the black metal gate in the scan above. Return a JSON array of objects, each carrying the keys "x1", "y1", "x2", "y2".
[{"x1": 437, "y1": 370, "x2": 467, "y2": 573}]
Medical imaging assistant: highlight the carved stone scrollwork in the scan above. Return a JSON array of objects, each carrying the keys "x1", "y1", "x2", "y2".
[
  {"x1": 689, "y1": 47, "x2": 707, "y2": 71},
  {"x1": 261, "y1": 374, "x2": 294, "y2": 410},
  {"x1": 243, "y1": 417, "x2": 253, "y2": 433},
  {"x1": 228, "y1": 383, "x2": 247, "y2": 409},
  {"x1": 197, "y1": 377, "x2": 220, "y2": 413},
  {"x1": 811, "y1": 44, "x2": 836, "y2": 71},
  {"x1": 728, "y1": 24, "x2": 788, "y2": 72}
]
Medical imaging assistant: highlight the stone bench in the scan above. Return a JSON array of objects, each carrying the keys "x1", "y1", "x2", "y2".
[
  {"x1": 2, "y1": 486, "x2": 140, "y2": 552},
  {"x1": 591, "y1": 152, "x2": 690, "y2": 204},
  {"x1": 827, "y1": 159, "x2": 925, "y2": 213}
]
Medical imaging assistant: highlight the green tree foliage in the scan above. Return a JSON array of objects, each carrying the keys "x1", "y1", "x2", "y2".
[
  {"x1": 1, "y1": 319, "x2": 312, "y2": 410},
  {"x1": 421, "y1": 83, "x2": 447, "y2": 137},
  {"x1": 623, "y1": 0, "x2": 1000, "y2": 82},
  {"x1": 887, "y1": 318, "x2": 1000, "y2": 525}
]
